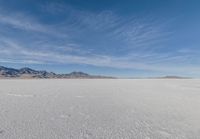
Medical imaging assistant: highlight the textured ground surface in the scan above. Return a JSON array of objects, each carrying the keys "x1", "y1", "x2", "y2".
[{"x1": 0, "y1": 79, "x2": 200, "y2": 139}]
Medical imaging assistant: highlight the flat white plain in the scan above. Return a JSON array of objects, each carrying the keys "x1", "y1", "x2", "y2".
[{"x1": 0, "y1": 79, "x2": 200, "y2": 139}]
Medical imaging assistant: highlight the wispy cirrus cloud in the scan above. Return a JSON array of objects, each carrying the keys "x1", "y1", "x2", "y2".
[
  {"x1": 1, "y1": 37, "x2": 200, "y2": 76},
  {"x1": 41, "y1": 3, "x2": 171, "y2": 50},
  {"x1": 1, "y1": 2, "x2": 197, "y2": 76},
  {"x1": 0, "y1": 11, "x2": 68, "y2": 38},
  {"x1": 0, "y1": 3, "x2": 171, "y2": 51},
  {"x1": 0, "y1": 14, "x2": 45, "y2": 32}
]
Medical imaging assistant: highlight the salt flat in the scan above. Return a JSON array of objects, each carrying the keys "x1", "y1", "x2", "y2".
[{"x1": 0, "y1": 79, "x2": 200, "y2": 139}]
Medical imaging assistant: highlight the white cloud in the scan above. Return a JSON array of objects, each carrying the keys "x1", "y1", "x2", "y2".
[
  {"x1": 1, "y1": 3, "x2": 196, "y2": 76},
  {"x1": 41, "y1": 3, "x2": 171, "y2": 50},
  {"x1": 1, "y1": 38, "x2": 200, "y2": 75},
  {"x1": 0, "y1": 12, "x2": 68, "y2": 38}
]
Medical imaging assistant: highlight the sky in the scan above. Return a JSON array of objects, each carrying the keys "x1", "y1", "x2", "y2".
[{"x1": 0, "y1": 0, "x2": 200, "y2": 77}]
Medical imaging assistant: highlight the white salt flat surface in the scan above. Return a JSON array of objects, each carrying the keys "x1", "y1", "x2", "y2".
[{"x1": 0, "y1": 79, "x2": 200, "y2": 139}]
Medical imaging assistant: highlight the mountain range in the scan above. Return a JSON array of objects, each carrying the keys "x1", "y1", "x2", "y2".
[
  {"x1": 0, "y1": 66, "x2": 114, "y2": 79},
  {"x1": 0, "y1": 66, "x2": 189, "y2": 79}
]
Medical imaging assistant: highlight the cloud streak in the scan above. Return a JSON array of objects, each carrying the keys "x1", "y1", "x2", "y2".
[
  {"x1": 0, "y1": 12, "x2": 68, "y2": 38},
  {"x1": 1, "y1": 38, "x2": 200, "y2": 76},
  {"x1": 41, "y1": 3, "x2": 171, "y2": 50},
  {"x1": 1, "y1": 3, "x2": 197, "y2": 76}
]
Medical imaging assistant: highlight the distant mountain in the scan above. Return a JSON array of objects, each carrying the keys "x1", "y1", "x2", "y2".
[
  {"x1": 0, "y1": 66, "x2": 114, "y2": 79},
  {"x1": 157, "y1": 76, "x2": 190, "y2": 79},
  {"x1": 0, "y1": 66, "x2": 19, "y2": 77}
]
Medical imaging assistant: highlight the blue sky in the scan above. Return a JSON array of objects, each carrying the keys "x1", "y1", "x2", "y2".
[{"x1": 0, "y1": 0, "x2": 200, "y2": 77}]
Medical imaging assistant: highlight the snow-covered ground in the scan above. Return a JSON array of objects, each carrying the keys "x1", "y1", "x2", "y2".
[{"x1": 0, "y1": 79, "x2": 200, "y2": 139}]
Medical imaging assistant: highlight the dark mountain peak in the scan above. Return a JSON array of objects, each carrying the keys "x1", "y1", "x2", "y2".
[
  {"x1": 20, "y1": 67, "x2": 36, "y2": 72},
  {"x1": 0, "y1": 66, "x2": 17, "y2": 71},
  {"x1": 0, "y1": 66, "x2": 6, "y2": 69},
  {"x1": 160, "y1": 76, "x2": 189, "y2": 79},
  {"x1": 0, "y1": 66, "x2": 19, "y2": 77},
  {"x1": 19, "y1": 67, "x2": 38, "y2": 74},
  {"x1": 69, "y1": 71, "x2": 89, "y2": 76},
  {"x1": 20, "y1": 67, "x2": 34, "y2": 70}
]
